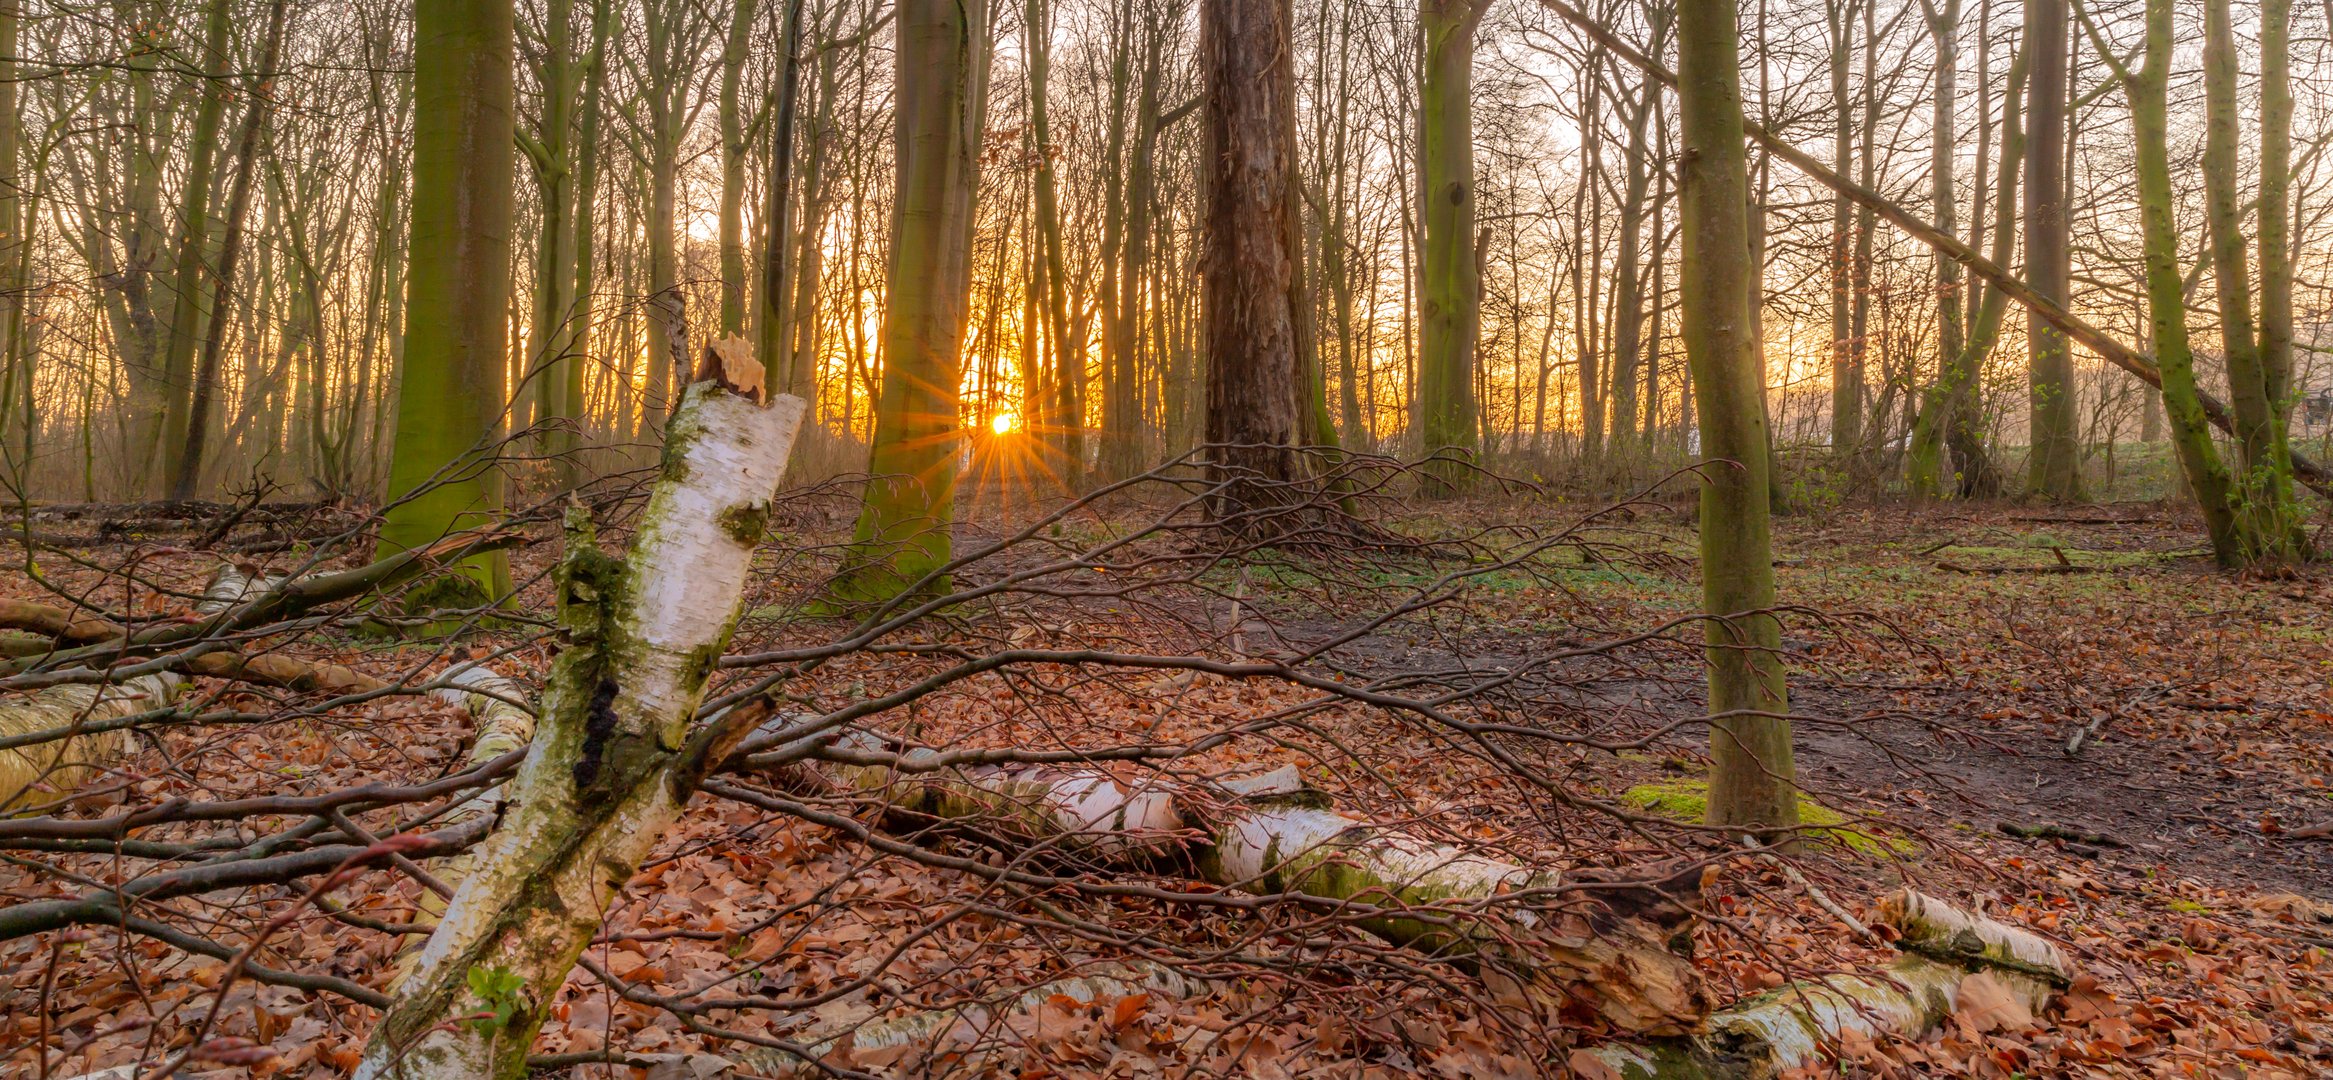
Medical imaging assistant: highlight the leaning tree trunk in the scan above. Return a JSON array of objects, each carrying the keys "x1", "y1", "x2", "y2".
[
  {"x1": 2123, "y1": 0, "x2": 2247, "y2": 564},
  {"x1": 356, "y1": 352, "x2": 806, "y2": 1080},
  {"x1": 1676, "y1": 0, "x2": 1795, "y2": 836},
  {"x1": 1201, "y1": 0, "x2": 1306, "y2": 517}
]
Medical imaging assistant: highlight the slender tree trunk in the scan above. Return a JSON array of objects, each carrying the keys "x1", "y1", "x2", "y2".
[
  {"x1": 1846, "y1": 0, "x2": 1878, "y2": 471},
  {"x1": 1906, "y1": 0, "x2": 1961, "y2": 497},
  {"x1": 379, "y1": 0, "x2": 517, "y2": 598},
  {"x1": 718, "y1": 0, "x2": 757, "y2": 335},
  {"x1": 0, "y1": 0, "x2": 18, "y2": 480},
  {"x1": 171, "y1": 0, "x2": 289, "y2": 500},
  {"x1": 2024, "y1": 0, "x2": 2081, "y2": 499},
  {"x1": 1911, "y1": 19, "x2": 2020, "y2": 498},
  {"x1": 152, "y1": 0, "x2": 233, "y2": 494},
  {"x1": 2202, "y1": 0, "x2": 2305, "y2": 561},
  {"x1": 1027, "y1": 0, "x2": 1080, "y2": 484},
  {"x1": 1827, "y1": 0, "x2": 1857, "y2": 463},
  {"x1": 837, "y1": 0, "x2": 990, "y2": 599},
  {"x1": 526, "y1": 0, "x2": 579, "y2": 471},
  {"x1": 1609, "y1": 10, "x2": 1667, "y2": 464},
  {"x1": 1676, "y1": 0, "x2": 1795, "y2": 835},
  {"x1": 2124, "y1": 0, "x2": 2246, "y2": 564},
  {"x1": 1417, "y1": 0, "x2": 1485, "y2": 478}
]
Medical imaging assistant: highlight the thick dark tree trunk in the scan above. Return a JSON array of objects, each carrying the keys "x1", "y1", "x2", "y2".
[{"x1": 1201, "y1": 0, "x2": 1305, "y2": 515}]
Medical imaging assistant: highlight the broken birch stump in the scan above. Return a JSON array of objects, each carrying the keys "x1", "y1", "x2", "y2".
[
  {"x1": 767, "y1": 736, "x2": 1712, "y2": 1036},
  {"x1": 1573, "y1": 888, "x2": 2075, "y2": 1079},
  {"x1": 355, "y1": 344, "x2": 805, "y2": 1080}
]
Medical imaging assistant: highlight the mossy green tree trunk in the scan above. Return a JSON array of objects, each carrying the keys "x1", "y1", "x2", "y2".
[
  {"x1": 1416, "y1": 0, "x2": 1485, "y2": 480},
  {"x1": 837, "y1": 0, "x2": 990, "y2": 599},
  {"x1": 2256, "y1": 0, "x2": 2303, "y2": 555},
  {"x1": 2200, "y1": 0, "x2": 2306, "y2": 564},
  {"x1": 355, "y1": 372, "x2": 807, "y2": 1080},
  {"x1": 379, "y1": 0, "x2": 517, "y2": 599},
  {"x1": 2024, "y1": 0, "x2": 2082, "y2": 500},
  {"x1": 1676, "y1": 0, "x2": 1796, "y2": 835},
  {"x1": 2117, "y1": 0, "x2": 2244, "y2": 563}
]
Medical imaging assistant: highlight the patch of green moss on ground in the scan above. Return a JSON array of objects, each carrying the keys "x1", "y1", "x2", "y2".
[{"x1": 1620, "y1": 778, "x2": 1913, "y2": 857}]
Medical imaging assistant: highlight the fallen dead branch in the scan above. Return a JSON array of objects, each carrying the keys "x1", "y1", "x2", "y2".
[
  {"x1": 1573, "y1": 890, "x2": 2076, "y2": 1079},
  {"x1": 746, "y1": 730, "x2": 1712, "y2": 1036}
]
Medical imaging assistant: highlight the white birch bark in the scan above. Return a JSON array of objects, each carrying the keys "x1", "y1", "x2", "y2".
[{"x1": 357, "y1": 354, "x2": 804, "y2": 1080}]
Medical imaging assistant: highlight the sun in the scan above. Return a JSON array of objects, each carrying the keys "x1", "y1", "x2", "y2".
[{"x1": 990, "y1": 410, "x2": 1018, "y2": 436}]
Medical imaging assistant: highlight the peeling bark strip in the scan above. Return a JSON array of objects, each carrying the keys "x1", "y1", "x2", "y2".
[
  {"x1": 356, "y1": 380, "x2": 804, "y2": 1080},
  {"x1": 1575, "y1": 889, "x2": 2076, "y2": 1079},
  {"x1": 794, "y1": 742, "x2": 1709, "y2": 1034}
]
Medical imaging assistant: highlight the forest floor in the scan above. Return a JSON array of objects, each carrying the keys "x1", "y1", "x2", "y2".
[{"x1": 3, "y1": 489, "x2": 2331, "y2": 1079}]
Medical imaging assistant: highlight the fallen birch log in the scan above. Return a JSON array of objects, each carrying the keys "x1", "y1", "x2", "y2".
[
  {"x1": 0, "y1": 566, "x2": 398, "y2": 812},
  {"x1": 0, "y1": 675, "x2": 181, "y2": 812},
  {"x1": 732, "y1": 960, "x2": 1205, "y2": 1078},
  {"x1": 773, "y1": 736, "x2": 1711, "y2": 1035},
  {"x1": 1573, "y1": 889, "x2": 2075, "y2": 1079}
]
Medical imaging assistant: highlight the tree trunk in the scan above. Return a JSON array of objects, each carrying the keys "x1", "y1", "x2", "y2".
[
  {"x1": 754, "y1": 745, "x2": 1710, "y2": 1036},
  {"x1": 1910, "y1": 18, "x2": 2020, "y2": 499},
  {"x1": 1827, "y1": 0, "x2": 1857, "y2": 463},
  {"x1": 2202, "y1": 0, "x2": 2306, "y2": 563},
  {"x1": 2126, "y1": 0, "x2": 2246, "y2": 564},
  {"x1": 717, "y1": 0, "x2": 757, "y2": 336},
  {"x1": 1027, "y1": 0, "x2": 1081, "y2": 484},
  {"x1": 1676, "y1": 0, "x2": 1796, "y2": 835},
  {"x1": 378, "y1": 0, "x2": 517, "y2": 600},
  {"x1": 1202, "y1": 0, "x2": 1306, "y2": 515},
  {"x1": 355, "y1": 367, "x2": 807, "y2": 1079},
  {"x1": 1608, "y1": 10, "x2": 1667, "y2": 464},
  {"x1": 171, "y1": 0, "x2": 289, "y2": 501},
  {"x1": 1417, "y1": 0, "x2": 1484, "y2": 479},
  {"x1": 2024, "y1": 0, "x2": 2081, "y2": 500},
  {"x1": 151, "y1": 0, "x2": 233, "y2": 494},
  {"x1": 837, "y1": 0, "x2": 990, "y2": 600}
]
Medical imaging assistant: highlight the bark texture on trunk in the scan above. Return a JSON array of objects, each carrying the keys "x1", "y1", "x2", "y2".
[
  {"x1": 1675, "y1": 0, "x2": 1795, "y2": 835},
  {"x1": 839, "y1": 0, "x2": 990, "y2": 600},
  {"x1": 357, "y1": 356, "x2": 805, "y2": 1079},
  {"x1": 379, "y1": 0, "x2": 516, "y2": 599},
  {"x1": 1201, "y1": 0, "x2": 1306, "y2": 515}
]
